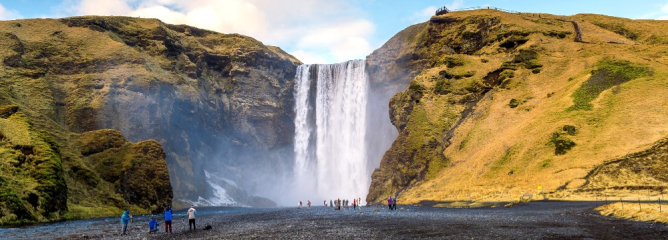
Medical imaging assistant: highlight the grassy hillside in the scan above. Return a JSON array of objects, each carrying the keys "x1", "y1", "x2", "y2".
[{"x1": 367, "y1": 9, "x2": 668, "y2": 204}]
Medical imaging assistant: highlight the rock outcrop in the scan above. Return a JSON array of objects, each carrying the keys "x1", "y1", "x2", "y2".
[{"x1": 0, "y1": 16, "x2": 299, "y2": 222}]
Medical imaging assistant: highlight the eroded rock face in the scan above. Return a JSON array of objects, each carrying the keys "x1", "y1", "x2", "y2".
[{"x1": 0, "y1": 16, "x2": 299, "y2": 218}]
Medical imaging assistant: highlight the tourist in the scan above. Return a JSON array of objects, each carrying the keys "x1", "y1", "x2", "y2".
[
  {"x1": 148, "y1": 217, "x2": 159, "y2": 233},
  {"x1": 307, "y1": 200, "x2": 311, "y2": 209},
  {"x1": 330, "y1": 199, "x2": 333, "y2": 208},
  {"x1": 337, "y1": 198, "x2": 341, "y2": 210},
  {"x1": 324, "y1": 200, "x2": 327, "y2": 206},
  {"x1": 164, "y1": 205, "x2": 173, "y2": 233},
  {"x1": 353, "y1": 199, "x2": 357, "y2": 210},
  {"x1": 387, "y1": 197, "x2": 393, "y2": 210},
  {"x1": 120, "y1": 210, "x2": 133, "y2": 235},
  {"x1": 392, "y1": 198, "x2": 397, "y2": 210},
  {"x1": 299, "y1": 201, "x2": 302, "y2": 208},
  {"x1": 188, "y1": 205, "x2": 197, "y2": 231}
]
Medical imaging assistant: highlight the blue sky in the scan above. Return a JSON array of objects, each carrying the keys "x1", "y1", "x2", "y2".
[{"x1": 2, "y1": 0, "x2": 668, "y2": 64}]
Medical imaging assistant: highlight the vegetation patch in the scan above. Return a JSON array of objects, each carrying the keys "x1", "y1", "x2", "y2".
[
  {"x1": 549, "y1": 132, "x2": 576, "y2": 155},
  {"x1": 78, "y1": 129, "x2": 126, "y2": 156},
  {"x1": 568, "y1": 59, "x2": 650, "y2": 111},
  {"x1": 500, "y1": 47, "x2": 542, "y2": 73},
  {"x1": 434, "y1": 79, "x2": 452, "y2": 95},
  {"x1": 491, "y1": 146, "x2": 519, "y2": 171},
  {"x1": 542, "y1": 30, "x2": 571, "y2": 39},
  {"x1": 500, "y1": 36, "x2": 529, "y2": 49},
  {"x1": 593, "y1": 22, "x2": 639, "y2": 40},
  {"x1": 562, "y1": 125, "x2": 578, "y2": 136}
]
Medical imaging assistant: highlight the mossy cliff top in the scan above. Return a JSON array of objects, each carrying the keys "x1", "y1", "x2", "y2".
[{"x1": 367, "y1": 9, "x2": 668, "y2": 204}]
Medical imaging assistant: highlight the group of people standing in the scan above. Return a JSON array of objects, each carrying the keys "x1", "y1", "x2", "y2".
[
  {"x1": 299, "y1": 198, "x2": 363, "y2": 211},
  {"x1": 299, "y1": 200, "x2": 312, "y2": 209},
  {"x1": 329, "y1": 198, "x2": 362, "y2": 210},
  {"x1": 119, "y1": 204, "x2": 198, "y2": 235}
]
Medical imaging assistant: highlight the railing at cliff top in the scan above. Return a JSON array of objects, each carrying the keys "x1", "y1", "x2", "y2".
[{"x1": 435, "y1": 6, "x2": 520, "y2": 16}]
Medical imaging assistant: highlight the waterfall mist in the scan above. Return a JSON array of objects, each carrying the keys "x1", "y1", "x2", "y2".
[{"x1": 201, "y1": 59, "x2": 400, "y2": 207}]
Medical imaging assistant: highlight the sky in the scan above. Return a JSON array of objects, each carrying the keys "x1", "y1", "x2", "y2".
[{"x1": 1, "y1": 0, "x2": 668, "y2": 64}]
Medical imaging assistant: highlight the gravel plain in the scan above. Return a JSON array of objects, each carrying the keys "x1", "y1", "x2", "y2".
[{"x1": 2, "y1": 201, "x2": 668, "y2": 239}]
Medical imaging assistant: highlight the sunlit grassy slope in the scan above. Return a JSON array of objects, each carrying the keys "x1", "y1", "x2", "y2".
[{"x1": 368, "y1": 9, "x2": 668, "y2": 204}]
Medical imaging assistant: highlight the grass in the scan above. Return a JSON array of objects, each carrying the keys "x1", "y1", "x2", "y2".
[
  {"x1": 370, "y1": 9, "x2": 668, "y2": 205},
  {"x1": 568, "y1": 59, "x2": 651, "y2": 111},
  {"x1": 596, "y1": 202, "x2": 668, "y2": 224}
]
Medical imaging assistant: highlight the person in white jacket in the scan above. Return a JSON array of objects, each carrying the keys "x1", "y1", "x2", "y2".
[{"x1": 188, "y1": 205, "x2": 197, "y2": 231}]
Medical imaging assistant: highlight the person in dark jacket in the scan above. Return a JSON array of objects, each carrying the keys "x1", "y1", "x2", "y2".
[
  {"x1": 392, "y1": 198, "x2": 397, "y2": 210},
  {"x1": 120, "y1": 210, "x2": 133, "y2": 235},
  {"x1": 164, "y1": 205, "x2": 173, "y2": 233}
]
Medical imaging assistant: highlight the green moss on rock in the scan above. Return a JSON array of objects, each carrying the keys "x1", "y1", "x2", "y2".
[
  {"x1": 79, "y1": 129, "x2": 127, "y2": 156},
  {"x1": 0, "y1": 112, "x2": 67, "y2": 224}
]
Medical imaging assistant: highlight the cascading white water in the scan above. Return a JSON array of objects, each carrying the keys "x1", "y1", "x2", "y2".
[{"x1": 293, "y1": 60, "x2": 369, "y2": 202}]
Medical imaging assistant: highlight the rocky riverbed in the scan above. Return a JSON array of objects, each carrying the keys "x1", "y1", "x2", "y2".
[{"x1": 2, "y1": 201, "x2": 668, "y2": 239}]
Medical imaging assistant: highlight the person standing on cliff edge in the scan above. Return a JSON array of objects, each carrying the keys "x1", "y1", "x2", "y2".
[
  {"x1": 188, "y1": 205, "x2": 197, "y2": 231},
  {"x1": 387, "y1": 197, "x2": 393, "y2": 210}
]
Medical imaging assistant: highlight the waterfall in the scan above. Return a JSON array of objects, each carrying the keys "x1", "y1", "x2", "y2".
[{"x1": 293, "y1": 60, "x2": 369, "y2": 202}]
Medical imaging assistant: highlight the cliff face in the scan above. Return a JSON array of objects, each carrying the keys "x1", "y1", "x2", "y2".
[
  {"x1": 0, "y1": 16, "x2": 299, "y2": 222},
  {"x1": 367, "y1": 10, "x2": 668, "y2": 204}
]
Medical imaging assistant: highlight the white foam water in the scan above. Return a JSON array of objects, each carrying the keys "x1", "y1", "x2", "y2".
[{"x1": 293, "y1": 60, "x2": 369, "y2": 203}]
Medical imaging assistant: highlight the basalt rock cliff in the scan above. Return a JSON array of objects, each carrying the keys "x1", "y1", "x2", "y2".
[
  {"x1": 0, "y1": 16, "x2": 299, "y2": 223},
  {"x1": 367, "y1": 10, "x2": 668, "y2": 204}
]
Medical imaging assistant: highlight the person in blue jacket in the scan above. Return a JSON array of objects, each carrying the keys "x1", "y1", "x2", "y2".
[
  {"x1": 120, "y1": 210, "x2": 133, "y2": 235},
  {"x1": 164, "y1": 205, "x2": 173, "y2": 233},
  {"x1": 148, "y1": 217, "x2": 159, "y2": 233}
]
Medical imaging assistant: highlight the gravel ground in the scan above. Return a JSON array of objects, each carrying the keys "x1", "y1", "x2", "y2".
[{"x1": 2, "y1": 201, "x2": 668, "y2": 239}]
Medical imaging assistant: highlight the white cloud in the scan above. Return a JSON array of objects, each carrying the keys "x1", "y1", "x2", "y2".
[
  {"x1": 641, "y1": 3, "x2": 668, "y2": 20},
  {"x1": 0, "y1": 4, "x2": 22, "y2": 20},
  {"x1": 659, "y1": 3, "x2": 668, "y2": 20},
  {"x1": 331, "y1": 37, "x2": 372, "y2": 62},
  {"x1": 405, "y1": 6, "x2": 437, "y2": 24},
  {"x1": 447, "y1": 0, "x2": 465, "y2": 10},
  {"x1": 64, "y1": 0, "x2": 375, "y2": 64},
  {"x1": 405, "y1": 0, "x2": 465, "y2": 24},
  {"x1": 290, "y1": 50, "x2": 328, "y2": 65}
]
